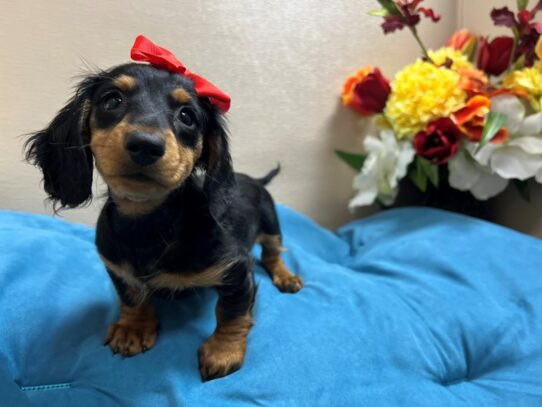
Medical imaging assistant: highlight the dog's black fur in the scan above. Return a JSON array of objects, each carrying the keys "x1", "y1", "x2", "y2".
[{"x1": 25, "y1": 63, "x2": 302, "y2": 381}]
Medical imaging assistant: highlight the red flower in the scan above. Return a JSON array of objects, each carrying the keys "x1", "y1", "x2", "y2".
[
  {"x1": 490, "y1": 2, "x2": 542, "y2": 67},
  {"x1": 491, "y1": 3, "x2": 542, "y2": 32},
  {"x1": 379, "y1": 0, "x2": 440, "y2": 34},
  {"x1": 341, "y1": 67, "x2": 391, "y2": 116},
  {"x1": 413, "y1": 118, "x2": 463, "y2": 165},
  {"x1": 477, "y1": 36, "x2": 514, "y2": 76},
  {"x1": 490, "y1": 7, "x2": 517, "y2": 28}
]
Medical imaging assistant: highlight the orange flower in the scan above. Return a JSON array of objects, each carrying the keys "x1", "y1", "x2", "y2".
[
  {"x1": 342, "y1": 67, "x2": 391, "y2": 116},
  {"x1": 451, "y1": 95, "x2": 508, "y2": 143},
  {"x1": 447, "y1": 29, "x2": 477, "y2": 56},
  {"x1": 457, "y1": 67, "x2": 489, "y2": 96},
  {"x1": 489, "y1": 88, "x2": 531, "y2": 100}
]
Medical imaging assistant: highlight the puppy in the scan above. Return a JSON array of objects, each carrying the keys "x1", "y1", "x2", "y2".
[{"x1": 25, "y1": 36, "x2": 303, "y2": 381}]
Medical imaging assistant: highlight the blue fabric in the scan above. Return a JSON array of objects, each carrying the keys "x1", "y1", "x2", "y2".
[{"x1": 0, "y1": 206, "x2": 541, "y2": 406}]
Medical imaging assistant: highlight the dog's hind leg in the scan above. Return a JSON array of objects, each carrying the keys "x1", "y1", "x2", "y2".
[{"x1": 258, "y1": 194, "x2": 303, "y2": 293}]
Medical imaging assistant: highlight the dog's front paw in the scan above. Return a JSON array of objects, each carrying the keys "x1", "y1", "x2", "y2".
[
  {"x1": 198, "y1": 335, "x2": 246, "y2": 381},
  {"x1": 273, "y1": 274, "x2": 303, "y2": 293},
  {"x1": 105, "y1": 318, "x2": 159, "y2": 356}
]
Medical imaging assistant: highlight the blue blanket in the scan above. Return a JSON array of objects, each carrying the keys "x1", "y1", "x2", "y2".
[{"x1": 0, "y1": 206, "x2": 541, "y2": 406}]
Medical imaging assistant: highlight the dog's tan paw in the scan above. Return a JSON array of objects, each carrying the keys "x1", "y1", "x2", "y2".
[
  {"x1": 105, "y1": 318, "x2": 159, "y2": 356},
  {"x1": 273, "y1": 274, "x2": 303, "y2": 293},
  {"x1": 198, "y1": 335, "x2": 246, "y2": 381}
]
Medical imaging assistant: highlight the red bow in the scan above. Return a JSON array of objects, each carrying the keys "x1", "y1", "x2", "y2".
[{"x1": 130, "y1": 35, "x2": 231, "y2": 113}]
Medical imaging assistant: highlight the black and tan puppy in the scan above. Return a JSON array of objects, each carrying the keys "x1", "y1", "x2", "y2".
[{"x1": 25, "y1": 40, "x2": 303, "y2": 381}]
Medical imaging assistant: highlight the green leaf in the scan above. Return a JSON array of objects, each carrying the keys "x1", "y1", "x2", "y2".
[
  {"x1": 517, "y1": 0, "x2": 529, "y2": 11},
  {"x1": 514, "y1": 179, "x2": 531, "y2": 202},
  {"x1": 409, "y1": 158, "x2": 428, "y2": 192},
  {"x1": 511, "y1": 53, "x2": 526, "y2": 71},
  {"x1": 464, "y1": 38, "x2": 478, "y2": 62},
  {"x1": 335, "y1": 150, "x2": 367, "y2": 171},
  {"x1": 376, "y1": 0, "x2": 401, "y2": 16},
  {"x1": 368, "y1": 8, "x2": 390, "y2": 17},
  {"x1": 418, "y1": 157, "x2": 439, "y2": 188},
  {"x1": 476, "y1": 112, "x2": 507, "y2": 154}
]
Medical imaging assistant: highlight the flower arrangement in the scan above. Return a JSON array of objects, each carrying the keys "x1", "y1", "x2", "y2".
[{"x1": 338, "y1": 0, "x2": 542, "y2": 209}]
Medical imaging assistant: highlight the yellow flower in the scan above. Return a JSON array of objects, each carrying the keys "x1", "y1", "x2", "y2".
[
  {"x1": 428, "y1": 47, "x2": 474, "y2": 71},
  {"x1": 384, "y1": 60, "x2": 467, "y2": 139},
  {"x1": 503, "y1": 62, "x2": 542, "y2": 111}
]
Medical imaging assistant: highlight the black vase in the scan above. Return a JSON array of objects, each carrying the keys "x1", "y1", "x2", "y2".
[{"x1": 391, "y1": 166, "x2": 494, "y2": 221}]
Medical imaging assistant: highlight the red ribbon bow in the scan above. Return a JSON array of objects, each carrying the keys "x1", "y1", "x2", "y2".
[{"x1": 130, "y1": 35, "x2": 231, "y2": 113}]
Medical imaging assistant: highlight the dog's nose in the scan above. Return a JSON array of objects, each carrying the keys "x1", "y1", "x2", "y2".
[{"x1": 125, "y1": 132, "x2": 166, "y2": 166}]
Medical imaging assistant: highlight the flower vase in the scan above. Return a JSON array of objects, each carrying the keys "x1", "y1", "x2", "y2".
[{"x1": 392, "y1": 166, "x2": 494, "y2": 220}]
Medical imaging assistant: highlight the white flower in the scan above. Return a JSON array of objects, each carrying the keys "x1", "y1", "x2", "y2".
[
  {"x1": 470, "y1": 95, "x2": 542, "y2": 181},
  {"x1": 448, "y1": 94, "x2": 542, "y2": 200},
  {"x1": 448, "y1": 149, "x2": 508, "y2": 200},
  {"x1": 349, "y1": 130, "x2": 415, "y2": 209}
]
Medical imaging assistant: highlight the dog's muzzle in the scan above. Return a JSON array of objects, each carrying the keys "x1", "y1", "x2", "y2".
[{"x1": 125, "y1": 132, "x2": 166, "y2": 166}]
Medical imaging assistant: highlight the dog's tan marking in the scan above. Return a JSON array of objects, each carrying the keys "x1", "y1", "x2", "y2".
[
  {"x1": 106, "y1": 300, "x2": 159, "y2": 356},
  {"x1": 171, "y1": 88, "x2": 192, "y2": 104},
  {"x1": 110, "y1": 192, "x2": 167, "y2": 218},
  {"x1": 102, "y1": 255, "x2": 236, "y2": 293},
  {"x1": 148, "y1": 259, "x2": 235, "y2": 291},
  {"x1": 101, "y1": 256, "x2": 143, "y2": 290},
  {"x1": 100, "y1": 256, "x2": 148, "y2": 303},
  {"x1": 198, "y1": 305, "x2": 253, "y2": 381},
  {"x1": 114, "y1": 74, "x2": 136, "y2": 91},
  {"x1": 259, "y1": 234, "x2": 303, "y2": 293},
  {"x1": 90, "y1": 117, "x2": 203, "y2": 217}
]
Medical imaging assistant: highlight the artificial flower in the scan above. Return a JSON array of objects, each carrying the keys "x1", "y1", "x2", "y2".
[
  {"x1": 413, "y1": 118, "x2": 462, "y2": 164},
  {"x1": 447, "y1": 29, "x2": 477, "y2": 56},
  {"x1": 449, "y1": 94, "x2": 542, "y2": 199},
  {"x1": 457, "y1": 67, "x2": 489, "y2": 96},
  {"x1": 428, "y1": 47, "x2": 473, "y2": 71},
  {"x1": 451, "y1": 95, "x2": 508, "y2": 142},
  {"x1": 470, "y1": 95, "x2": 542, "y2": 181},
  {"x1": 503, "y1": 61, "x2": 542, "y2": 110},
  {"x1": 379, "y1": 0, "x2": 440, "y2": 34},
  {"x1": 448, "y1": 149, "x2": 509, "y2": 200},
  {"x1": 384, "y1": 60, "x2": 466, "y2": 139},
  {"x1": 349, "y1": 129, "x2": 415, "y2": 208},
  {"x1": 477, "y1": 36, "x2": 514, "y2": 76},
  {"x1": 491, "y1": 3, "x2": 542, "y2": 67},
  {"x1": 428, "y1": 48, "x2": 490, "y2": 96},
  {"x1": 490, "y1": 6, "x2": 519, "y2": 28},
  {"x1": 342, "y1": 67, "x2": 391, "y2": 116}
]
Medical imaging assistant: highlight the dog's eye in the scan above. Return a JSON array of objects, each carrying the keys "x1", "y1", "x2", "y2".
[
  {"x1": 179, "y1": 107, "x2": 196, "y2": 127},
  {"x1": 101, "y1": 92, "x2": 123, "y2": 111}
]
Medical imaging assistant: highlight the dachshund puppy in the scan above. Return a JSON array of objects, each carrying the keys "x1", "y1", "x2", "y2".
[{"x1": 25, "y1": 36, "x2": 303, "y2": 381}]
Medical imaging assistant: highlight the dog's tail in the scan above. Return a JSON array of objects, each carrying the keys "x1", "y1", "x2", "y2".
[{"x1": 257, "y1": 164, "x2": 281, "y2": 186}]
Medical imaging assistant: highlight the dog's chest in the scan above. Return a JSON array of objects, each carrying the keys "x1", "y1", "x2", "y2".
[
  {"x1": 100, "y1": 225, "x2": 231, "y2": 294},
  {"x1": 102, "y1": 255, "x2": 231, "y2": 295},
  {"x1": 97, "y1": 201, "x2": 232, "y2": 294}
]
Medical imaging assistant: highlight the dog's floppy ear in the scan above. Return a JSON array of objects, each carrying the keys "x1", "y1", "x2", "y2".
[
  {"x1": 25, "y1": 75, "x2": 103, "y2": 209},
  {"x1": 199, "y1": 101, "x2": 236, "y2": 222}
]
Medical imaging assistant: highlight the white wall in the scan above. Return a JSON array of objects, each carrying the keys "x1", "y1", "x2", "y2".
[{"x1": 0, "y1": 0, "x2": 457, "y2": 228}]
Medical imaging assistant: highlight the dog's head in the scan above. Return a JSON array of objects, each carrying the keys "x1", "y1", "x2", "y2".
[{"x1": 25, "y1": 63, "x2": 233, "y2": 216}]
